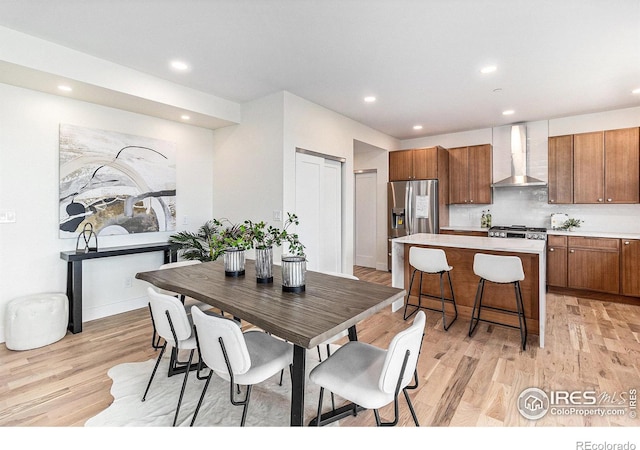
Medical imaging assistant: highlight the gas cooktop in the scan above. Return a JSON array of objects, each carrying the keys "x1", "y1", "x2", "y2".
[{"x1": 488, "y1": 225, "x2": 547, "y2": 240}]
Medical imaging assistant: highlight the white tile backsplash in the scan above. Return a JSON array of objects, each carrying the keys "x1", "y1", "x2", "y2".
[{"x1": 449, "y1": 187, "x2": 640, "y2": 234}]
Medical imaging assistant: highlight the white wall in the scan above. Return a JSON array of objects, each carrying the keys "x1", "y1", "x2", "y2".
[
  {"x1": 282, "y1": 92, "x2": 399, "y2": 273},
  {"x1": 211, "y1": 91, "x2": 285, "y2": 260},
  {"x1": 399, "y1": 106, "x2": 640, "y2": 233},
  {"x1": 0, "y1": 83, "x2": 215, "y2": 342}
]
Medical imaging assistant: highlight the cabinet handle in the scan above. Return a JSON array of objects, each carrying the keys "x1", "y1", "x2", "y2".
[
  {"x1": 598, "y1": 198, "x2": 603, "y2": 202},
  {"x1": 469, "y1": 200, "x2": 474, "y2": 203},
  {"x1": 549, "y1": 248, "x2": 555, "y2": 252},
  {"x1": 549, "y1": 199, "x2": 555, "y2": 203},
  {"x1": 624, "y1": 241, "x2": 630, "y2": 245},
  {"x1": 570, "y1": 249, "x2": 575, "y2": 253},
  {"x1": 607, "y1": 198, "x2": 612, "y2": 202}
]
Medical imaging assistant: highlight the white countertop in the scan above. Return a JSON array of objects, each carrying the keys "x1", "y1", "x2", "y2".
[
  {"x1": 547, "y1": 229, "x2": 640, "y2": 240},
  {"x1": 443, "y1": 225, "x2": 640, "y2": 240},
  {"x1": 393, "y1": 233, "x2": 546, "y2": 255}
]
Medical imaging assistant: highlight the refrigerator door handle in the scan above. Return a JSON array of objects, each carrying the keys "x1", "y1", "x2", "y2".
[{"x1": 406, "y1": 182, "x2": 412, "y2": 235}]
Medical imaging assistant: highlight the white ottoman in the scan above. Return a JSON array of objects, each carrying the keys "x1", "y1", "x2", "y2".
[{"x1": 5, "y1": 293, "x2": 68, "y2": 351}]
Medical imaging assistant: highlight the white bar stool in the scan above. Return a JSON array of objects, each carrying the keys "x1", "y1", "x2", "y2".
[
  {"x1": 469, "y1": 253, "x2": 527, "y2": 350},
  {"x1": 403, "y1": 247, "x2": 458, "y2": 330}
]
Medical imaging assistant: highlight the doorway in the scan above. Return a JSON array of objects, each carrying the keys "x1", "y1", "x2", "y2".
[{"x1": 354, "y1": 170, "x2": 377, "y2": 268}]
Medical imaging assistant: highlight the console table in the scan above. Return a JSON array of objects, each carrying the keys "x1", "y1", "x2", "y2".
[{"x1": 60, "y1": 242, "x2": 176, "y2": 333}]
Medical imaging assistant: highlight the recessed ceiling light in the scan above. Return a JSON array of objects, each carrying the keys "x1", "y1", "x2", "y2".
[
  {"x1": 413, "y1": 125, "x2": 423, "y2": 130},
  {"x1": 364, "y1": 96, "x2": 376, "y2": 103},
  {"x1": 480, "y1": 65, "x2": 497, "y2": 74},
  {"x1": 170, "y1": 60, "x2": 190, "y2": 71},
  {"x1": 180, "y1": 114, "x2": 190, "y2": 120},
  {"x1": 502, "y1": 109, "x2": 515, "y2": 115},
  {"x1": 58, "y1": 85, "x2": 72, "y2": 92},
  {"x1": 632, "y1": 88, "x2": 640, "y2": 94}
]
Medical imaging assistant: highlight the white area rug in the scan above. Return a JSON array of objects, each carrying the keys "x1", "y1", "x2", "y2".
[{"x1": 86, "y1": 346, "x2": 340, "y2": 427}]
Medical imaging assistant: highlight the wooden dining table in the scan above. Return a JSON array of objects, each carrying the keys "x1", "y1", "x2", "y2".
[{"x1": 135, "y1": 259, "x2": 405, "y2": 426}]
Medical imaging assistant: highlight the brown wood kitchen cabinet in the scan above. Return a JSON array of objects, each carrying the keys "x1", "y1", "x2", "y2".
[
  {"x1": 440, "y1": 229, "x2": 488, "y2": 237},
  {"x1": 389, "y1": 146, "x2": 444, "y2": 181},
  {"x1": 567, "y1": 236, "x2": 620, "y2": 294},
  {"x1": 573, "y1": 127, "x2": 639, "y2": 204},
  {"x1": 546, "y1": 235, "x2": 568, "y2": 287},
  {"x1": 548, "y1": 135, "x2": 573, "y2": 204},
  {"x1": 448, "y1": 144, "x2": 492, "y2": 205},
  {"x1": 621, "y1": 239, "x2": 640, "y2": 297}
]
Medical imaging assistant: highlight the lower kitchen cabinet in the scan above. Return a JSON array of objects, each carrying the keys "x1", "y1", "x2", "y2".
[
  {"x1": 621, "y1": 239, "x2": 640, "y2": 297},
  {"x1": 567, "y1": 237, "x2": 620, "y2": 294},
  {"x1": 547, "y1": 235, "x2": 567, "y2": 288}
]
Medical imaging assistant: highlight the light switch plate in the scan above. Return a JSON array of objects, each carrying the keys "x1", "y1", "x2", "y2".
[
  {"x1": 0, "y1": 209, "x2": 16, "y2": 223},
  {"x1": 273, "y1": 210, "x2": 282, "y2": 221}
]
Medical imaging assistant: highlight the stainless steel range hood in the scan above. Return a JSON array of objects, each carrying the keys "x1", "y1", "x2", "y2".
[{"x1": 491, "y1": 124, "x2": 547, "y2": 188}]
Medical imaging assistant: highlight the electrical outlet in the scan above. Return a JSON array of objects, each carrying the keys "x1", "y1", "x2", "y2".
[
  {"x1": 124, "y1": 277, "x2": 132, "y2": 288},
  {"x1": 273, "y1": 210, "x2": 282, "y2": 221},
  {"x1": 183, "y1": 215, "x2": 189, "y2": 225}
]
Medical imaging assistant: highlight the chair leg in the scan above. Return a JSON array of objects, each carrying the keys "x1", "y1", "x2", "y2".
[
  {"x1": 468, "y1": 278, "x2": 485, "y2": 337},
  {"x1": 403, "y1": 388, "x2": 420, "y2": 426},
  {"x1": 514, "y1": 281, "x2": 527, "y2": 350},
  {"x1": 403, "y1": 268, "x2": 419, "y2": 320},
  {"x1": 316, "y1": 387, "x2": 325, "y2": 427},
  {"x1": 190, "y1": 370, "x2": 213, "y2": 426},
  {"x1": 240, "y1": 385, "x2": 252, "y2": 427},
  {"x1": 444, "y1": 271, "x2": 458, "y2": 330},
  {"x1": 172, "y1": 349, "x2": 194, "y2": 427},
  {"x1": 142, "y1": 343, "x2": 166, "y2": 401}
]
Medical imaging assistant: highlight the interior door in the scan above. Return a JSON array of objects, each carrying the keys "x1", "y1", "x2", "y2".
[
  {"x1": 355, "y1": 171, "x2": 376, "y2": 268},
  {"x1": 295, "y1": 152, "x2": 342, "y2": 273}
]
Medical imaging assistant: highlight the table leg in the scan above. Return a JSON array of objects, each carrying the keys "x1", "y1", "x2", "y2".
[
  {"x1": 290, "y1": 344, "x2": 306, "y2": 426},
  {"x1": 67, "y1": 260, "x2": 83, "y2": 333}
]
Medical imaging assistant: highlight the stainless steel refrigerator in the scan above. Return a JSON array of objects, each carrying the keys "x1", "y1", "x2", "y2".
[{"x1": 387, "y1": 179, "x2": 439, "y2": 270}]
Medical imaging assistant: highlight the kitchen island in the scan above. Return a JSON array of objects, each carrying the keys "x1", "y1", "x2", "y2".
[{"x1": 391, "y1": 233, "x2": 547, "y2": 347}]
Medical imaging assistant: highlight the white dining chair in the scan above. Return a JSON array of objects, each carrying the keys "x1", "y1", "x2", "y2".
[
  {"x1": 142, "y1": 287, "x2": 198, "y2": 427},
  {"x1": 147, "y1": 260, "x2": 214, "y2": 349},
  {"x1": 189, "y1": 306, "x2": 293, "y2": 426},
  {"x1": 309, "y1": 310, "x2": 426, "y2": 426}
]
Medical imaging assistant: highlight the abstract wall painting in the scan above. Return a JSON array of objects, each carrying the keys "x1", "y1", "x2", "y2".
[{"x1": 59, "y1": 124, "x2": 177, "y2": 238}]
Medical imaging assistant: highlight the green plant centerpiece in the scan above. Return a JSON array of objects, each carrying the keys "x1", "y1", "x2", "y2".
[
  {"x1": 561, "y1": 217, "x2": 583, "y2": 231},
  {"x1": 245, "y1": 213, "x2": 305, "y2": 284}
]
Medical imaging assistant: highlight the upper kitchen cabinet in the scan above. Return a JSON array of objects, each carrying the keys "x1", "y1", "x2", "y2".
[
  {"x1": 388, "y1": 147, "x2": 442, "y2": 181},
  {"x1": 548, "y1": 135, "x2": 573, "y2": 204},
  {"x1": 604, "y1": 127, "x2": 639, "y2": 203},
  {"x1": 448, "y1": 144, "x2": 492, "y2": 205},
  {"x1": 573, "y1": 127, "x2": 639, "y2": 204}
]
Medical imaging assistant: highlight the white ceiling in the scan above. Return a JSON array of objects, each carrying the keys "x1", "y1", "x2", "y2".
[{"x1": 0, "y1": 0, "x2": 639, "y2": 140}]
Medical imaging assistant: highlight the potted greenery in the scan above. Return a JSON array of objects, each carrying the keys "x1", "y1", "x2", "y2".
[
  {"x1": 561, "y1": 218, "x2": 583, "y2": 232},
  {"x1": 219, "y1": 221, "x2": 251, "y2": 277},
  {"x1": 168, "y1": 219, "x2": 226, "y2": 261},
  {"x1": 277, "y1": 213, "x2": 306, "y2": 292},
  {"x1": 246, "y1": 212, "x2": 305, "y2": 285},
  {"x1": 168, "y1": 218, "x2": 251, "y2": 276}
]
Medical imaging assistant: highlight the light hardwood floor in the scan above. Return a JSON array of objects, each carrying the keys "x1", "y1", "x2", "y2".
[{"x1": 1, "y1": 266, "x2": 639, "y2": 427}]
